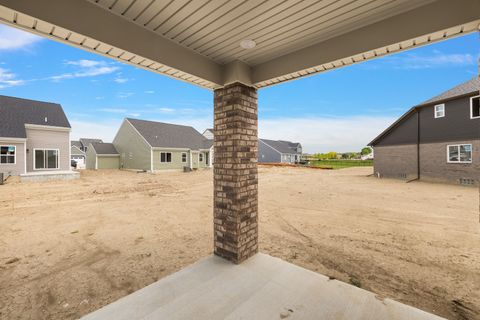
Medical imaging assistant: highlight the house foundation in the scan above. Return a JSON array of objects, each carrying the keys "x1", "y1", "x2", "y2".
[{"x1": 213, "y1": 82, "x2": 258, "y2": 264}]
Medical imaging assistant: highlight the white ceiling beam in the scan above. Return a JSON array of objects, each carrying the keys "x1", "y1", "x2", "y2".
[
  {"x1": 252, "y1": 0, "x2": 480, "y2": 85},
  {"x1": 0, "y1": 0, "x2": 223, "y2": 87}
]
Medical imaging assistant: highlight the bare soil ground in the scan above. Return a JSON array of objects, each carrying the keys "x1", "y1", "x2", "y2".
[{"x1": 0, "y1": 167, "x2": 478, "y2": 320}]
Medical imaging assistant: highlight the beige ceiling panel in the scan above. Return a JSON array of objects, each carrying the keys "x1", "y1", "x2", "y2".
[
  {"x1": 234, "y1": 0, "x2": 408, "y2": 64},
  {"x1": 82, "y1": 37, "x2": 99, "y2": 49},
  {"x1": 120, "y1": 0, "x2": 155, "y2": 21},
  {"x1": 68, "y1": 33, "x2": 85, "y2": 44},
  {"x1": 143, "y1": 0, "x2": 191, "y2": 32},
  {"x1": 208, "y1": 0, "x2": 339, "y2": 61},
  {"x1": 124, "y1": 1, "x2": 170, "y2": 26},
  {"x1": 16, "y1": 13, "x2": 35, "y2": 28},
  {"x1": 119, "y1": 51, "x2": 134, "y2": 60},
  {"x1": 108, "y1": 47, "x2": 124, "y2": 57},
  {"x1": 196, "y1": 0, "x2": 300, "y2": 56},
  {"x1": 96, "y1": 0, "x2": 116, "y2": 8},
  {"x1": 181, "y1": 0, "x2": 269, "y2": 48},
  {"x1": 163, "y1": 0, "x2": 230, "y2": 40},
  {"x1": 109, "y1": 0, "x2": 135, "y2": 15},
  {"x1": 174, "y1": 1, "x2": 246, "y2": 44},
  {"x1": 95, "y1": 43, "x2": 112, "y2": 53},
  {"x1": 52, "y1": 25, "x2": 70, "y2": 38}
]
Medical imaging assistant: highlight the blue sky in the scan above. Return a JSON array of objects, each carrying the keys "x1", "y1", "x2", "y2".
[{"x1": 0, "y1": 24, "x2": 478, "y2": 153}]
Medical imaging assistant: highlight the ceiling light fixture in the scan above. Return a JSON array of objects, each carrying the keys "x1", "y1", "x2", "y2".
[{"x1": 240, "y1": 39, "x2": 256, "y2": 49}]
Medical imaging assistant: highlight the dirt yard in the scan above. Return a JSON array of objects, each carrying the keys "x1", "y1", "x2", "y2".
[{"x1": 0, "y1": 167, "x2": 479, "y2": 320}]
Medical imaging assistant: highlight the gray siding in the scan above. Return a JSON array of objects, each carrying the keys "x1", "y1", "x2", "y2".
[
  {"x1": 113, "y1": 120, "x2": 152, "y2": 171},
  {"x1": 259, "y1": 140, "x2": 281, "y2": 163},
  {"x1": 373, "y1": 144, "x2": 418, "y2": 180},
  {"x1": 26, "y1": 128, "x2": 70, "y2": 172},
  {"x1": 374, "y1": 94, "x2": 479, "y2": 147},
  {"x1": 419, "y1": 96, "x2": 480, "y2": 143},
  {"x1": 0, "y1": 141, "x2": 25, "y2": 176}
]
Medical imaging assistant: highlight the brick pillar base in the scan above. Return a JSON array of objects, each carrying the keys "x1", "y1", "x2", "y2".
[{"x1": 213, "y1": 82, "x2": 258, "y2": 264}]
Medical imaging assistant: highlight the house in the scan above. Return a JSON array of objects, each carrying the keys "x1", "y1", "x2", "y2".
[
  {"x1": 72, "y1": 138, "x2": 103, "y2": 152},
  {"x1": 112, "y1": 118, "x2": 213, "y2": 171},
  {"x1": 85, "y1": 142, "x2": 120, "y2": 170},
  {"x1": 369, "y1": 76, "x2": 480, "y2": 186},
  {"x1": 202, "y1": 128, "x2": 214, "y2": 140},
  {"x1": 0, "y1": 95, "x2": 78, "y2": 181},
  {"x1": 70, "y1": 144, "x2": 86, "y2": 168},
  {"x1": 259, "y1": 139, "x2": 303, "y2": 164}
]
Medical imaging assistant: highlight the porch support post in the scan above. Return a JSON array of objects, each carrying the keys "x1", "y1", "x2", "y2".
[{"x1": 213, "y1": 82, "x2": 258, "y2": 264}]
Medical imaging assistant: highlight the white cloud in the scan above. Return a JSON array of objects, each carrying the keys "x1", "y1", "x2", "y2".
[
  {"x1": 0, "y1": 25, "x2": 42, "y2": 50},
  {"x1": 157, "y1": 107, "x2": 174, "y2": 113},
  {"x1": 117, "y1": 92, "x2": 134, "y2": 98},
  {"x1": 49, "y1": 59, "x2": 119, "y2": 81},
  {"x1": 144, "y1": 90, "x2": 155, "y2": 94},
  {"x1": 70, "y1": 119, "x2": 122, "y2": 142},
  {"x1": 114, "y1": 77, "x2": 128, "y2": 83},
  {"x1": 0, "y1": 67, "x2": 25, "y2": 89},
  {"x1": 259, "y1": 116, "x2": 396, "y2": 153}
]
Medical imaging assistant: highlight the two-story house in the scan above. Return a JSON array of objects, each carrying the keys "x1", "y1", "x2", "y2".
[
  {"x1": 259, "y1": 139, "x2": 303, "y2": 164},
  {"x1": 369, "y1": 76, "x2": 479, "y2": 186},
  {"x1": 0, "y1": 95, "x2": 78, "y2": 181}
]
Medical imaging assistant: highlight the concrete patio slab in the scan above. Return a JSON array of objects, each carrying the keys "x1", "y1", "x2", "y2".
[{"x1": 81, "y1": 253, "x2": 444, "y2": 320}]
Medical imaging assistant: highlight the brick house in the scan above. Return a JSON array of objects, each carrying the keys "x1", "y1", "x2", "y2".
[{"x1": 369, "y1": 77, "x2": 479, "y2": 186}]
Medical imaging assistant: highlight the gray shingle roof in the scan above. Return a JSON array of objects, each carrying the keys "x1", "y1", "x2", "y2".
[
  {"x1": 418, "y1": 77, "x2": 480, "y2": 106},
  {"x1": 0, "y1": 95, "x2": 70, "y2": 138},
  {"x1": 127, "y1": 118, "x2": 212, "y2": 150},
  {"x1": 261, "y1": 139, "x2": 301, "y2": 154},
  {"x1": 80, "y1": 138, "x2": 103, "y2": 148},
  {"x1": 91, "y1": 142, "x2": 118, "y2": 155},
  {"x1": 71, "y1": 140, "x2": 83, "y2": 149},
  {"x1": 71, "y1": 145, "x2": 85, "y2": 156}
]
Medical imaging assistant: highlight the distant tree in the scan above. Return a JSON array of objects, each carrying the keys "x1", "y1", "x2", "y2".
[{"x1": 361, "y1": 147, "x2": 372, "y2": 155}]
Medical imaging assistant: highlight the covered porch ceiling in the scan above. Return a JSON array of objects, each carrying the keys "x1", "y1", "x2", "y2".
[{"x1": 0, "y1": 0, "x2": 479, "y2": 90}]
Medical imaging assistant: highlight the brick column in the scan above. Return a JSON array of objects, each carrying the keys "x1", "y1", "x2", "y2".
[{"x1": 213, "y1": 82, "x2": 258, "y2": 264}]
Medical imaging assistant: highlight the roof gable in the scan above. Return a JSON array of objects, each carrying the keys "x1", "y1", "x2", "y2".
[
  {"x1": 126, "y1": 118, "x2": 211, "y2": 150},
  {"x1": 261, "y1": 139, "x2": 301, "y2": 154},
  {"x1": 0, "y1": 95, "x2": 71, "y2": 138}
]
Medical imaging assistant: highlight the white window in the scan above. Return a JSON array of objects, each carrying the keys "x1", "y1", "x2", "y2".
[
  {"x1": 34, "y1": 149, "x2": 59, "y2": 170},
  {"x1": 0, "y1": 145, "x2": 15, "y2": 164},
  {"x1": 181, "y1": 152, "x2": 187, "y2": 163},
  {"x1": 160, "y1": 152, "x2": 172, "y2": 163},
  {"x1": 470, "y1": 96, "x2": 480, "y2": 119},
  {"x1": 447, "y1": 144, "x2": 472, "y2": 163},
  {"x1": 434, "y1": 104, "x2": 445, "y2": 118},
  {"x1": 199, "y1": 153, "x2": 204, "y2": 162}
]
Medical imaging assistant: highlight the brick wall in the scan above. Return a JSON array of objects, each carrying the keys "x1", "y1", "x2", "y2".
[
  {"x1": 213, "y1": 82, "x2": 258, "y2": 264},
  {"x1": 373, "y1": 144, "x2": 418, "y2": 180}
]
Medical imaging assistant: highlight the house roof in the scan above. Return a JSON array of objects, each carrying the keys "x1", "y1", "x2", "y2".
[
  {"x1": 417, "y1": 77, "x2": 480, "y2": 107},
  {"x1": 261, "y1": 139, "x2": 301, "y2": 154},
  {"x1": 91, "y1": 142, "x2": 118, "y2": 155},
  {"x1": 71, "y1": 140, "x2": 82, "y2": 149},
  {"x1": 0, "y1": 95, "x2": 71, "y2": 138},
  {"x1": 127, "y1": 118, "x2": 212, "y2": 150},
  {"x1": 369, "y1": 77, "x2": 480, "y2": 146},
  {"x1": 71, "y1": 145, "x2": 85, "y2": 156},
  {"x1": 80, "y1": 138, "x2": 103, "y2": 147}
]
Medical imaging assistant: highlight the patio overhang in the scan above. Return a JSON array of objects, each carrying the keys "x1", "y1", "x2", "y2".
[{"x1": 0, "y1": 0, "x2": 478, "y2": 89}]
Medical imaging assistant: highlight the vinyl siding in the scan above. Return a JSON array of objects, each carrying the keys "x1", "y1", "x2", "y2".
[
  {"x1": 0, "y1": 141, "x2": 25, "y2": 176},
  {"x1": 258, "y1": 140, "x2": 281, "y2": 163},
  {"x1": 97, "y1": 156, "x2": 120, "y2": 169},
  {"x1": 113, "y1": 120, "x2": 152, "y2": 171},
  {"x1": 152, "y1": 149, "x2": 190, "y2": 170},
  {"x1": 26, "y1": 128, "x2": 70, "y2": 172},
  {"x1": 85, "y1": 147, "x2": 97, "y2": 169}
]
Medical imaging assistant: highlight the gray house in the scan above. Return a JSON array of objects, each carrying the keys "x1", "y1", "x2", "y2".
[
  {"x1": 259, "y1": 139, "x2": 303, "y2": 164},
  {"x1": 0, "y1": 95, "x2": 76, "y2": 180},
  {"x1": 112, "y1": 118, "x2": 213, "y2": 171},
  {"x1": 70, "y1": 144, "x2": 86, "y2": 167},
  {"x1": 71, "y1": 138, "x2": 103, "y2": 153},
  {"x1": 370, "y1": 76, "x2": 479, "y2": 186},
  {"x1": 85, "y1": 142, "x2": 120, "y2": 170}
]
